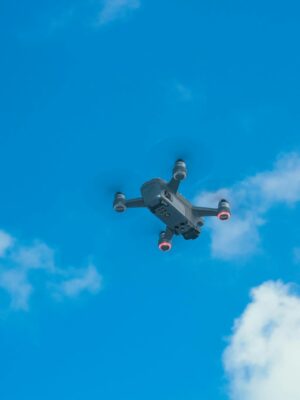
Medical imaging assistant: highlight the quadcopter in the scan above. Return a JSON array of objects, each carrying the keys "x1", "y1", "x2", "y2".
[{"x1": 113, "y1": 159, "x2": 231, "y2": 251}]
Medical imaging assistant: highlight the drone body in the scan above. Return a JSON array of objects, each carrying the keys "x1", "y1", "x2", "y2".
[{"x1": 113, "y1": 160, "x2": 231, "y2": 251}]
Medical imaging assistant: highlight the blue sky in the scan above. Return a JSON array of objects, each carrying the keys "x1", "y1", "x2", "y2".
[{"x1": 1, "y1": 1, "x2": 300, "y2": 399}]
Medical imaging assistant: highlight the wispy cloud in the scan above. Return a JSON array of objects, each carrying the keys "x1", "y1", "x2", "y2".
[
  {"x1": 0, "y1": 268, "x2": 32, "y2": 311},
  {"x1": 174, "y1": 83, "x2": 193, "y2": 102},
  {"x1": 0, "y1": 231, "x2": 14, "y2": 257},
  {"x1": 293, "y1": 247, "x2": 300, "y2": 264},
  {"x1": 56, "y1": 265, "x2": 102, "y2": 298},
  {"x1": 12, "y1": 242, "x2": 56, "y2": 272},
  {"x1": 18, "y1": 0, "x2": 140, "y2": 43},
  {"x1": 0, "y1": 231, "x2": 102, "y2": 311},
  {"x1": 196, "y1": 153, "x2": 300, "y2": 260},
  {"x1": 97, "y1": 0, "x2": 140, "y2": 26},
  {"x1": 224, "y1": 281, "x2": 300, "y2": 400}
]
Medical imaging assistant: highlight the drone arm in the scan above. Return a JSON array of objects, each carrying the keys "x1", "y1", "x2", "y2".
[
  {"x1": 164, "y1": 227, "x2": 174, "y2": 241},
  {"x1": 168, "y1": 160, "x2": 187, "y2": 193},
  {"x1": 113, "y1": 193, "x2": 145, "y2": 212},
  {"x1": 168, "y1": 178, "x2": 180, "y2": 193},
  {"x1": 125, "y1": 198, "x2": 145, "y2": 208},
  {"x1": 192, "y1": 206, "x2": 219, "y2": 217}
]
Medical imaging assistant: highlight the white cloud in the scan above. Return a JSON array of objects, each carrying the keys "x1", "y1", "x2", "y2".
[
  {"x1": 97, "y1": 0, "x2": 140, "y2": 26},
  {"x1": 58, "y1": 264, "x2": 102, "y2": 298},
  {"x1": 0, "y1": 232, "x2": 102, "y2": 311},
  {"x1": 12, "y1": 242, "x2": 55, "y2": 271},
  {"x1": 0, "y1": 268, "x2": 32, "y2": 311},
  {"x1": 249, "y1": 153, "x2": 300, "y2": 205},
  {"x1": 0, "y1": 231, "x2": 14, "y2": 257},
  {"x1": 196, "y1": 153, "x2": 300, "y2": 260},
  {"x1": 223, "y1": 281, "x2": 300, "y2": 400},
  {"x1": 209, "y1": 213, "x2": 263, "y2": 260}
]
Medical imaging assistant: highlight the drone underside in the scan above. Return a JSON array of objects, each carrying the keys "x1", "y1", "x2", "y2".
[{"x1": 113, "y1": 159, "x2": 231, "y2": 252}]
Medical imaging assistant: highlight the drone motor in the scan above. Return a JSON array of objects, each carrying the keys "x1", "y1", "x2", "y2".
[
  {"x1": 113, "y1": 192, "x2": 126, "y2": 212},
  {"x1": 217, "y1": 199, "x2": 231, "y2": 220},
  {"x1": 158, "y1": 231, "x2": 172, "y2": 252},
  {"x1": 172, "y1": 159, "x2": 187, "y2": 181}
]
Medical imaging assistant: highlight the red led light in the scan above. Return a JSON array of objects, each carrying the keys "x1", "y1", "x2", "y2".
[
  {"x1": 217, "y1": 211, "x2": 231, "y2": 220},
  {"x1": 158, "y1": 242, "x2": 172, "y2": 251}
]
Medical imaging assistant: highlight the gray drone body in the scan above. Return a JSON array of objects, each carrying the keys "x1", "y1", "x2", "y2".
[{"x1": 113, "y1": 160, "x2": 231, "y2": 251}]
